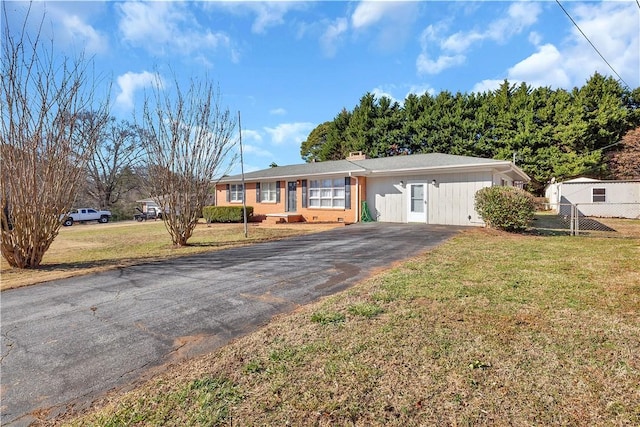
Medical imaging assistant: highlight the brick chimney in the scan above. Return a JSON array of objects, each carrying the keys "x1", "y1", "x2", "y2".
[{"x1": 346, "y1": 151, "x2": 368, "y2": 161}]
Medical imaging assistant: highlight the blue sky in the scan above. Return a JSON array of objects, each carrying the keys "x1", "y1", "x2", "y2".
[{"x1": 5, "y1": 1, "x2": 640, "y2": 174}]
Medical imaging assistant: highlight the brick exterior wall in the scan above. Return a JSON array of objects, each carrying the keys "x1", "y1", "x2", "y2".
[{"x1": 215, "y1": 177, "x2": 363, "y2": 223}]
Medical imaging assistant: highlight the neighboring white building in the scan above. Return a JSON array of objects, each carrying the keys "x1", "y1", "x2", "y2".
[{"x1": 545, "y1": 177, "x2": 640, "y2": 219}]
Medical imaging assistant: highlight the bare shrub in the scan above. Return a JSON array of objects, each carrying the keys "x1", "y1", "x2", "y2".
[
  {"x1": 1, "y1": 5, "x2": 108, "y2": 268},
  {"x1": 142, "y1": 74, "x2": 237, "y2": 246}
]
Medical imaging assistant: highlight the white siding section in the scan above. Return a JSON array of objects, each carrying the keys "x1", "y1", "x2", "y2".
[
  {"x1": 368, "y1": 179, "x2": 405, "y2": 222},
  {"x1": 556, "y1": 181, "x2": 640, "y2": 218},
  {"x1": 365, "y1": 171, "x2": 494, "y2": 226}
]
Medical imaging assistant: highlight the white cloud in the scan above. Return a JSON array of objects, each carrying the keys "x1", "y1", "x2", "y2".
[
  {"x1": 369, "y1": 84, "x2": 436, "y2": 105},
  {"x1": 117, "y1": 2, "x2": 232, "y2": 58},
  {"x1": 406, "y1": 84, "x2": 435, "y2": 98},
  {"x1": 441, "y1": 31, "x2": 484, "y2": 54},
  {"x1": 528, "y1": 31, "x2": 542, "y2": 46},
  {"x1": 471, "y1": 79, "x2": 504, "y2": 94},
  {"x1": 320, "y1": 17, "x2": 348, "y2": 57},
  {"x1": 486, "y1": 3, "x2": 541, "y2": 43},
  {"x1": 507, "y1": 44, "x2": 570, "y2": 88},
  {"x1": 249, "y1": 2, "x2": 293, "y2": 34},
  {"x1": 241, "y1": 129, "x2": 263, "y2": 143},
  {"x1": 416, "y1": 52, "x2": 465, "y2": 75},
  {"x1": 264, "y1": 122, "x2": 315, "y2": 146},
  {"x1": 11, "y1": 3, "x2": 109, "y2": 56},
  {"x1": 350, "y1": 1, "x2": 419, "y2": 52},
  {"x1": 371, "y1": 87, "x2": 399, "y2": 104},
  {"x1": 416, "y1": 3, "x2": 541, "y2": 76},
  {"x1": 242, "y1": 144, "x2": 272, "y2": 158},
  {"x1": 351, "y1": 1, "x2": 398, "y2": 30},
  {"x1": 472, "y1": 44, "x2": 573, "y2": 92},
  {"x1": 563, "y1": 1, "x2": 639, "y2": 88},
  {"x1": 270, "y1": 108, "x2": 287, "y2": 116},
  {"x1": 209, "y1": 1, "x2": 306, "y2": 34},
  {"x1": 115, "y1": 71, "x2": 158, "y2": 111},
  {"x1": 474, "y1": 1, "x2": 640, "y2": 92},
  {"x1": 61, "y1": 14, "x2": 108, "y2": 54}
]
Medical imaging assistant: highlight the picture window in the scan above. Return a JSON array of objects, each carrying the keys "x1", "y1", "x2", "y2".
[{"x1": 308, "y1": 178, "x2": 345, "y2": 208}]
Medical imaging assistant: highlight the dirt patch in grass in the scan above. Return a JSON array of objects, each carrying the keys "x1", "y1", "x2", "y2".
[
  {"x1": 0, "y1": 221, "x2": 343, "y2": 290},
  {"x1": 47, "y1": 226, "x2": 640, "y2": 426}
]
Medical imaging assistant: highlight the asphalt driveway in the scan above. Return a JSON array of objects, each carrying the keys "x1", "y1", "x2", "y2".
[{"x1": 1, "y1": 223, "x2": 462, "y2": 425}]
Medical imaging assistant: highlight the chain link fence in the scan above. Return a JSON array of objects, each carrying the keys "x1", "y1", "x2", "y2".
[{"x1": 537, "y1": 203, "x2": 640, "y2": 237}]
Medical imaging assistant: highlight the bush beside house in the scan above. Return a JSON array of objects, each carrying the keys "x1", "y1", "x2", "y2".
[
  {"x1": 203, "y1": 206, "x2": 253, "y2": 223},
  {"x1": 475, "y1": 187, "x2": 535, "y2": 232}
]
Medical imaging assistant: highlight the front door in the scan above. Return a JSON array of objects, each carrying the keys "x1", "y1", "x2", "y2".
[
  {"x1": 286, "y1": 181, "x2": 297, "y2": 212},
  {"x1": 407, "y1": 183, "x2": 427, "y2": 222}
]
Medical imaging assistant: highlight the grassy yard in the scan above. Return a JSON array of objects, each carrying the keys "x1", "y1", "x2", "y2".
[
  {"x1": 48, "y1": 222, "x2": 639, "y2": 426},
  {"x1": 0, "y1": 220, "x2": 342, "y2": 290}
]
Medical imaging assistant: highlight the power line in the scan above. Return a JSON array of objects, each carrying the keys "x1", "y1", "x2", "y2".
[{"x1": 555, "y1": 0, "x2": 632, "y2": 90}]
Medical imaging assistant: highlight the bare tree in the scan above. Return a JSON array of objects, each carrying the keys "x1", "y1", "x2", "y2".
[
  {"x1": 78, "y1": 113, "x2": 145, "y2": 210},
  {"x1": 609, "y1": 126, "x2": 640, "y2": 179},
  {"x1": 142, "y1": 74, "x2": 237, "y2": 246},
  {"x1": 0, "y1": 5, "x2": 108, "y2": 268}
]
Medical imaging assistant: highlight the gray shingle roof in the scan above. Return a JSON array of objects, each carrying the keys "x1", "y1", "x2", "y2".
[
  {"x1": 219, "y1": 159, "x2": 365, "y2": 182},
  {"x1": 351, "y1": 153, "x2": 508, "y2": 171},
  {"x1": 218, "y1": 153, "x2": 528, "y2": 182}
]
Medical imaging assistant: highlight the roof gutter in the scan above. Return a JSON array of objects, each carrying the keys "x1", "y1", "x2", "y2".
[{"x1": 365, "y1": 161, "x2": 529, "y2": 179}]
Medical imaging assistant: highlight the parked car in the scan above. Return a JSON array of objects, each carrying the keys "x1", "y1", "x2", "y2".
[
  {"x1": 62, "y1": 208, "x2": 112, "y2": 226},
  {"x1": 133, "y1": 207, "x2": 162, "y2": 222}
]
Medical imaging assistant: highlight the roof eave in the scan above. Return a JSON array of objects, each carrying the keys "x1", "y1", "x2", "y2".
[{"x1": 217, "y1": 168, "x2": 367, "y2": 183}]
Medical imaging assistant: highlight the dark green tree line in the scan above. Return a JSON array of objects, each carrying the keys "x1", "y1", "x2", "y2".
[{"x1": 300, "y1": 73, "x2": 640, "y2": 193}]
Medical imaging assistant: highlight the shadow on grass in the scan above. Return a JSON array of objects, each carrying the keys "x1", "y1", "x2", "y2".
[
  {"x1": 528, "y1": 213, "x2": 572, "y2": 236},
  {"x1": 530, "y1": 212, "x2": 621, "y2": 237}
]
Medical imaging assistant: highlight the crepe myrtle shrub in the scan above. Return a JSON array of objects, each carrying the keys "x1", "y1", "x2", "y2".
[{"x1": 474, "y1": 186, "x2": 535, "y2": 232}]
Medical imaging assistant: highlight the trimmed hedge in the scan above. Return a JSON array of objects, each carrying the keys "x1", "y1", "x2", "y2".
[
  {"x1": 202, "y1": 206, "x2": 253, "y2": 223},
  {"x1": 474, "y1": 186, "x2": 535, "y2": 232}
]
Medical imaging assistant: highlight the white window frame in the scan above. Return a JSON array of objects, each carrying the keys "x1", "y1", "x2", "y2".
[
  {"x1": 260, "y1": 181, "x2": 277, "y2": 203},
  {"x1": 592, "y1": 188, "x2": 606, "y2": 203},
  {"x1": 308, "y1": 178, "x2": 345, "y2": 209},
  {"x1": 230, "y1": 184, "x2": 244, "y2": 203}
]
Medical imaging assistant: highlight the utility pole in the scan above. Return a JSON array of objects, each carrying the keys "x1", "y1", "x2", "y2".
[{"x1": 238, "y1": 111, "x2": 248, "y2": 238}]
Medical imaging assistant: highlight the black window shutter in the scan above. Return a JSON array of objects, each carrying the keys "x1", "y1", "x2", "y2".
[
  {"x1": 301, "y1": 180, "x2": 308, "y2": 208},
  {"x1": 226, "y1": 184, "x2": 230, "y2": 202},
  {"x1": 276, "y1": 181, "x2": 281, "y2": 203},
  {"x1": 255, "y1": 182, "x2": 261, "y2": 203},
  {"x1": 344, "y1": 177, "x2": 351, "y2": 209}
]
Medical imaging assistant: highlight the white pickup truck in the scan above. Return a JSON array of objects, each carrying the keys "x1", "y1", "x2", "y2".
[{"x1": 62, "y1": 208, "x2": 112, "y2": 226}]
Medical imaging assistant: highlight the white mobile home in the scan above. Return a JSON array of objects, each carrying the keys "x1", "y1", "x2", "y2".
[{"x1": 545, "y1": 178, "x2": 640, "y2": 219}]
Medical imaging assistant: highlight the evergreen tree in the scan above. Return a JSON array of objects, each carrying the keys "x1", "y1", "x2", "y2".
[{"x1": 300, "y1": 73, "x2": 640, "y2": 194}]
